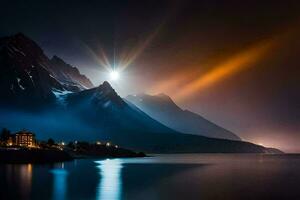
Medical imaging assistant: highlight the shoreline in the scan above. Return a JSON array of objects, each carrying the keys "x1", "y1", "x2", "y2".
[{"x1": 0, "y1": 147, "x2": 146, "y2": 164}]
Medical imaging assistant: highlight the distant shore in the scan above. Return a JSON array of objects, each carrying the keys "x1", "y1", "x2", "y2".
[
  {"x1": 0, "y1": 147, "x2": 146, "y2": 164},
  {"x1": 0, "y1": 148, "x2": 73, "y2": 164}
]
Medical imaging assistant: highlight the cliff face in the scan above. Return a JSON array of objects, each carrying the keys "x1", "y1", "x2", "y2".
[
  {"x1": 49, "y1": 55, "x2": 94, "y2": 90},
  {"x1": 0, "y1": 33, "x2": 94, "y2": 107},
  {"x1": 0, "y1": 33, "x2": 65, "y2": 107}
]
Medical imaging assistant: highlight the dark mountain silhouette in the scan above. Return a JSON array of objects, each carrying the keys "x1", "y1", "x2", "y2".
[
  {"x1": 61, "y1": 81, "x2": 268, "y2": 153},
  {"x1": 126, "y1": 93, "x2": 240, "y2": 141},
  {"x1": 0, "y1": 33, "x2": 280, "y2": 153},
  {"x1": 64, "y1": 81, "x2": 175, "y2": 135},
  {"x1": 49, "y1": 55, "x2": 94, "y2": 90},
  {"x1": 0, "y1": 33, "x2": 93, "y2": 108},
  {"x1": 0, "y1": 33, "x2": 64, "y2": 107}
]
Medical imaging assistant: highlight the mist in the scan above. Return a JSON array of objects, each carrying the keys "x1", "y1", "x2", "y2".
[{"x1": 0, "y1": 108, "x2": 103, "y2": 142}]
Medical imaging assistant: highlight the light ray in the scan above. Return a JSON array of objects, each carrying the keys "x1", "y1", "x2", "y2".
[
  {"x1": 173, "y1": 39, "x2": 276, "y2": 101},
  {"x1": 118, "y1": 22, "x2": 165, "y2": 72},
  {"x1": 147, "y1": 67, "x2": 201, "y2": 95},
  {"x1": 80, "y1": 42, "x2": 112, "y2": 72},
  {"x1": 99, "y1": 47, "x2": 113, "y2": 71}
]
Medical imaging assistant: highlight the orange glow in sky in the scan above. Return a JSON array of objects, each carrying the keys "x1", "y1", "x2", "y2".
[{"x1": 173, "y1": 40, "x2": 275, "y2": 101}]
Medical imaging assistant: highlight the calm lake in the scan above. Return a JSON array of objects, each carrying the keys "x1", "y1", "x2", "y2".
[{"x1": 1, "y1": 154, "x2": 300, "y2": 200}]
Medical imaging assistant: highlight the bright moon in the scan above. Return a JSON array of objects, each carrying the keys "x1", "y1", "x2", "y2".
[{"x1": 110, "y1": 71, "x2": 120, "y2": 81}]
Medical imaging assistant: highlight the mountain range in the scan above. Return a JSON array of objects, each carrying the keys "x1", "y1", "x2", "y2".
[
  {"x1": 0, "y1": 33, "x2": 280, "y2": 153},
  {"x1": 0, "y1": 33, "x2": 93, "y2": 108},
  {"x1": 126, "y1": 93, "x2": 240, "y2": 141}
]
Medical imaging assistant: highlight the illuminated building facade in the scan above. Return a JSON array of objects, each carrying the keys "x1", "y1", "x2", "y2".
[{"x1": 15, "y1": 131, "x2": 35, "y2": 147}]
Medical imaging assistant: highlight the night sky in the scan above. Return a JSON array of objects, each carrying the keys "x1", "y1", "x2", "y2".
[{"x1": 1, "y1": 0, "x2": 299, "y2": 152}]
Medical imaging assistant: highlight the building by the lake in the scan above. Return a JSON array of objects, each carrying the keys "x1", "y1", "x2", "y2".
[{"x1": 14, "y1": 131, "x2": 36, "y2": 147}]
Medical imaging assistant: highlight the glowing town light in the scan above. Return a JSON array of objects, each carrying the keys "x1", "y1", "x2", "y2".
[
  {"x1": 96, "y1": 141, "x2": 101, "y2": 145},
  {"x1": 110, "y1": 71, "x2": 120, "y2": 81},
  {"x1": 106, "y1": 142, "x2": 111, "y2": 147}
]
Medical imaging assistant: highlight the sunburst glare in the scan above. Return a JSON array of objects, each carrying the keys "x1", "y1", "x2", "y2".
[{"x1": 110, "y1": 70, "x2": 120, "y2": 81}]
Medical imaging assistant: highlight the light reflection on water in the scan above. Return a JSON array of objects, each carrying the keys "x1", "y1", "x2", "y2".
[
  {"x1": 1, "y1": 154, "x2": 300, "y2": 200},
  {"x1": 95, "y1": 159, "x2": 123, "y2": 200},
  {"x1": 3, "y1": 164, "x2": 33, "y2": 199},
  {"x1": 50, "y1": 163, "x2": 68, "y2": 200},
  {"x1": 20, "y1": 164, "x2": 33, "y2": 198}
]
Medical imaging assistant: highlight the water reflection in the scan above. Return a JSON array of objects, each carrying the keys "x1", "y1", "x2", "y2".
[
  {"x1": 4, "y1": 164, "x2": 33, "y2": 199},
  {"x1": 1, "y1": 155, "x2": 300, "y2": 200},
  {"x1": 95, "y1": 159, "x2": 123, "y2": 200},
  {"x1": 21, "y1": 164, "x2": 32, "y2": 198},
  {"x1": 50, "y1": 163, "x2": 68, "y2": 200}
]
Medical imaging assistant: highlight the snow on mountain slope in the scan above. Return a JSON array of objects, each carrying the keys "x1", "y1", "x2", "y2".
[
  {"x1": 64, "y1": 81, "x2": 175, "y2": 135},
  {"x1": 0, "y1": 33, "x2": 274, "y2": 153},
  {"x1": 0, "y1": 33, "x2": 93, "y2": 107},
  {"x1": 60, "y1": 81, "x2": 267, "y2": 153},
  {"x1": 49, "y1": 55, "x2": 94, "y2": 91},
  {"x1": 0, "y1": 33, "x2": 64, "y2": 106}
]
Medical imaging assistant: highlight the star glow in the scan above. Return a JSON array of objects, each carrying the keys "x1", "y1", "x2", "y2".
[{"x1": 110, "y1": 71, "x2": 120, "y2": 81}]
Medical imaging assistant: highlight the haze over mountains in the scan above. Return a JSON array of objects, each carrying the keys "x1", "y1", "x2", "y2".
[
  {"x1": 0, "y1": 33, "x2": 280, "y2": 153},
  {"x1": 126, "y1": 93, "x2": 240, "y2": 141}
]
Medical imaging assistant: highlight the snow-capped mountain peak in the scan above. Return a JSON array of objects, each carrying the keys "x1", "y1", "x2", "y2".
[{"x1": 0, "y1": 33, "x2": 94, "y2": 107}]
